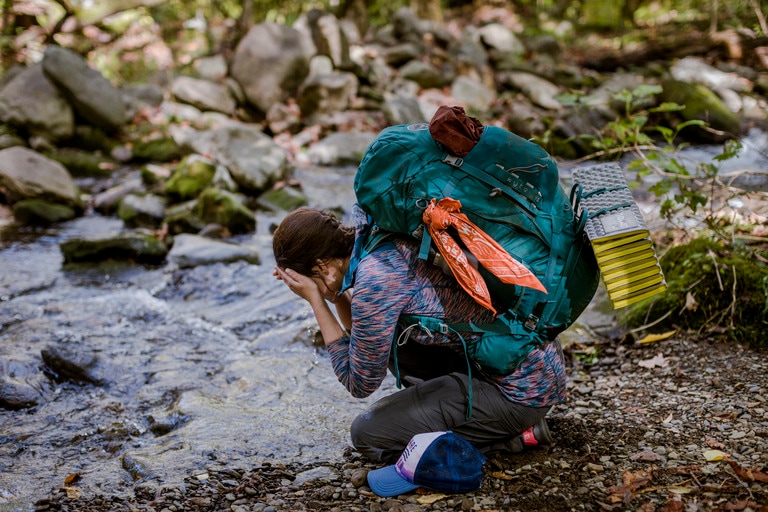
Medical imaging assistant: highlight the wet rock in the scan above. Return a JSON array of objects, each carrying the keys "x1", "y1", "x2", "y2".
[
  {"x1": 0, "y1": 63, "x2": 74, "y2": 143},
  {"x1": 164, "y1": 154, "x2": 217, "y2": 200},
  {"x1": 92, "y1": 177, "x2": 146, "y2": 214},
  {"x1": 0, "y1": 146, "x2": 83, "y2": 210},
  {"x1": 255, "y1": 185, "x2": 308, "y2": 213},
  {"x1": 167, "y1": 234, "x2": 260, "y2": 268},
  {"x1": 163, "y1": 200, "x2": 208, "y2": 234},
  {"x1": 43, "y1": 147, "x2": 115, "y2": 178},
  {"x1": 59, "y1": 230, "x2": 169, "y2": 264},
  {"x1": 40, "y1": 344, "x2": 111, "y2": 385},
  {"x1": 131, "y1": 136, "x2": 185, "y2": 163},
  {"x1": 41, "y1": 45, "x2": 128, "y2": 131},
  {"x1": 12, "y1": 199, "x2": 77, "y2": 225},
  {"x1": 179, "y1": 123, "x2": 290, "y2": 194},
  {"x1": 0, "y1": 379, "x2": 40, "y2": 409},
  {"x1": 121, "y1": 454, "x2": 160, "y2": 483},
  {"x1": 194, "y1": 187, "x2": 256, "y2": 234},
  {"x1": 117, "y1": 193, "x2": 168, "y2": 229}
]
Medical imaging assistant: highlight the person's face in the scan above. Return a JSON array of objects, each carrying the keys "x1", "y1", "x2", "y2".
[{"x1": 311, "y1": 259, "x2": 344, "y2": 302}]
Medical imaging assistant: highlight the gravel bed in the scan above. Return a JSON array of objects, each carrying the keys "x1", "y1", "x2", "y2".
[{"x1": 34, "y1": 336, "x2": 768, "y2": 511}]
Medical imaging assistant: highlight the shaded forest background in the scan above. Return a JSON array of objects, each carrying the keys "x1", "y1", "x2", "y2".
[{"x1": 2, "y1": 0, "x2": 767, "y2": 78}]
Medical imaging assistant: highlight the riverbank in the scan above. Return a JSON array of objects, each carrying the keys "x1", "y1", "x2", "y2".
[{"x1": 32, "y1": 327, "x2": 768, "y2": 512}]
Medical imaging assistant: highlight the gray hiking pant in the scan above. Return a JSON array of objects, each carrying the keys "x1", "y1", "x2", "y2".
[{"x1": 350, "y1": 340, "x2": 552, "y2": 463}]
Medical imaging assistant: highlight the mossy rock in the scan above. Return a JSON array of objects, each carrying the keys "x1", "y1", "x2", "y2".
[
  {"x1": 194, "y1": 187, "x2": 255, "y2": 234},
  {"x1": 164, "y1": 156, "x2": 216, "y2": 200},
  {"x1": 254, "y1": 185, "x2": 308, "y2": 213},
  {"x1": 12, "y1": 199, "x2": 77, "y2": 225},
  {"x1": 69, "y1": 125, "x2": 119, "y2": 153},
  {"x1": 59, "y1": 231, "x2": 169, "y2": 265},
  {"x1": 132, "y1": 136, "x2": 184, "y2": 162},
  {"x1": 43, "y1": 148, "x2": 115, "y2": 177},
  {"x1": 116, "y1": 193, "x2": 167, "y2": 229},
  {"x1": 163, "y1": 200, "x2": 207, "y2": 235},
  {"x1": 659, "y1": 79, "x2": 741, "y2": 143},
  {"x1": 622, "y1": 237, "x2": 768, "y2": 348}
]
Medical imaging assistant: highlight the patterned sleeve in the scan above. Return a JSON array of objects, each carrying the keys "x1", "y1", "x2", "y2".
[{"x1": 326, "y1": 246, "x2": 416, "y2": 398}]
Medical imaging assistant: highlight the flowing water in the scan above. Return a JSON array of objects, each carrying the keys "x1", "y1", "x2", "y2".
[
  {"x1": 0, "y1": 164, "x2": 397, "y2": 510},
  {"x1": 1, "y1": 131, "x2": 766, "y2": 510}
]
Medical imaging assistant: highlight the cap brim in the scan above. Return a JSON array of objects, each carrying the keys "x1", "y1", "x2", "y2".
[{"x1": 367, "y1": 465, "x2": 420, "y2": 497}]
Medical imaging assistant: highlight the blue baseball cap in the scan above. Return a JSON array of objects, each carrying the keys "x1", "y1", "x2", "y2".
[{"x1": 367, "y1": 431, "x2": 486, "y2": 497}]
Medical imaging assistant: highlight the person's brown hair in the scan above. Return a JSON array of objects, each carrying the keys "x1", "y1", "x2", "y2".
[{"x1": 272, "y1": 207, "x2": 356, "y2": 276}]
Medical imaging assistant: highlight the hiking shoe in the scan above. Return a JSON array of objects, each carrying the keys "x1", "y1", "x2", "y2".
[
  {"x1": 520, "y1": 418, "x2": 552, "y2": 448},
  {"x1": 483, "y1": 419, "x2": 553, "y2": 455}
]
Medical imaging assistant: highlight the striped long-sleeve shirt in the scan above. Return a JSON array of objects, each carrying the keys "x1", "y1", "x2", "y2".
[{"x1": 326, "y1": 227, "x2": 567, "y2": 408}]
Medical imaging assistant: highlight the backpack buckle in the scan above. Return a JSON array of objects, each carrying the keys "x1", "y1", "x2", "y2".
[
  {"x1": 524, "y1": 314, "x2": 540, "y2": 331},
  {"x1": 443, "y1": 155, "x2": 464, "y2": 168}
]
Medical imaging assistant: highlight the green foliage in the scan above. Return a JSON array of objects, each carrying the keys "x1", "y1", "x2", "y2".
[
  {"x1": 576, "y1": 85, "x2": 767, "y2": 347},
  {"x1": 622, "y1": 237, "x2": 768, "y2": 348}
]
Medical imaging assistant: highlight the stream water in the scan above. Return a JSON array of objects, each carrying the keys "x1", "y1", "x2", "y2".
[{"x1": 1, "y1": 130, "x2": 766, "y2": 511}]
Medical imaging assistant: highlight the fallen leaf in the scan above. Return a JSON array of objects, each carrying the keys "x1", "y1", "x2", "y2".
[
  {"x1": 705, "y1": 436, "x2": 727, "y2": 450},
  {"x1": 724, "y1": 499, "x2": 762, "y2": 510},
  {"x1": 725, "y1": 459, "x2": 768, "y2": 483},
  {"x1": 629, "y1": 450, "x2": 664, "y2": 462},
  {"x1": 703, "y1": 449, "x2": 727, "y2": 461},
  {"x1": 64, "y1": 486, "x2": 82, "y2": 499},
  {"x1": 638, "y1": 353, "x2": 669, "y2": 369},
  {"x1": 488, "y1": 470, "x2": 513, "y2": 480},
  {"x1": 416, "y1": 493, "x2": 447, "y2": 504},
  {"x1": 636, "y1": 330, "x2": 677, "y2": 344},
  {"x1": 606, "y1": 469, "x2": 653, "y2": 504},
  {"x1": 667, "y1": 486, "x2": 695, "y2": 494},
  {"x1": 64, "y1": 473, "x2": 80, "y2": 485},
  {"x1": 662, "y1": 412, "x2": 674, "y2": 423},
  {"x1": 661, "y1": 494, "x2": 685, "y2": 511}
]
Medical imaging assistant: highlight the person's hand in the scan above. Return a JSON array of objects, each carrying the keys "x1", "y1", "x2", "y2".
[{"x1": 274, "y1": 266, "x2": 323, "y2": 303}]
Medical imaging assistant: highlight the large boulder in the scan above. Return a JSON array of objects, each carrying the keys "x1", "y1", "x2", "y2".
[
  {"x1": 660, "y1": 79, "x2": 742, "y2": 142},
  {"x1": 41, "y1": 45, "x2": 128, "y2": 132},
  {"x1": 174, "y1": 123, "x2": 290, "y2": 194},
  {"x1": 294, "y1": 9, "x2": 353, "y2": 70},
  {"x1": 230, "y1": 23, "x2": 312, "y2": 114},
  {"x1": 0, "y1": 63, "x2": 74, "y2": 143},
  {"x1": 0, "y1": 146, "x2": 82, "y2": 210}
]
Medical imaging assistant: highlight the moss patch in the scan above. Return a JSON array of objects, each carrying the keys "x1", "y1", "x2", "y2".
[{"x1": 622, "y1": 237, "x2": 768, "y2": 348}]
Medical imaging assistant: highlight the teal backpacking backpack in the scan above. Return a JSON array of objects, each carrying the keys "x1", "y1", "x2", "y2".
[{"x1": 351, "y1": 115, "x2": 600, "y2": 386}]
